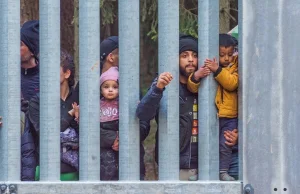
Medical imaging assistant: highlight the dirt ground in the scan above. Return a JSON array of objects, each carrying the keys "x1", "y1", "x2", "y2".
[{"x1": 142, "y1": 119, "x2": 158, "y2": 180}]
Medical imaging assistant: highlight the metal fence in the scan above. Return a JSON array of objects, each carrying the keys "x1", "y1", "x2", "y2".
[{"x1": 0, "y1": 0, "x2": 299, "y2": 193}]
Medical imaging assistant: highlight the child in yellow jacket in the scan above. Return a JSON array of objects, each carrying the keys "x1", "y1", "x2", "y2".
[{"x1": 205, "y1": 34, "x2": 238, "y2": 181}]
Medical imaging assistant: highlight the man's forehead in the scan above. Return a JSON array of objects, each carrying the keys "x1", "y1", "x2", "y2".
[{"x1": 180, "y1": 50, "x2": 197, "y2": 54}]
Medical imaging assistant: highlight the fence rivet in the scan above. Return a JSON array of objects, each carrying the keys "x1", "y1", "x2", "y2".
[
  {"x1": 9, "y1": 185, "x2": 15, "y2": 190},
  {"x1": 0, "y1": 185, "x2": 6, "y2": 191},
  {"x1": 245, "y1": 187, "x2": 251, "y2": 193}
]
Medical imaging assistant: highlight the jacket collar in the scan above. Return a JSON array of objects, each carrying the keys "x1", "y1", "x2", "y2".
[{"x1": 21, "y1": 65, "x2": 39, "y2": 75}]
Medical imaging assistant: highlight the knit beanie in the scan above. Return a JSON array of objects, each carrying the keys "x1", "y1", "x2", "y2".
[
  {"x1": 179, "y1": 34, "x2": 198, "y2": 54},
  {"x1": 100, "y1": 67, "x2": 119, "y2": 86},
  {"x1": 21, "y1": 20, "x2": 39, "y2": 60}
]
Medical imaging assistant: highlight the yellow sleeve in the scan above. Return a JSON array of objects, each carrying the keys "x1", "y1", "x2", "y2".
[
  {"x1": 215, "y1": 65, "x2": 238, "y2": 92},
  {"x1": 187, "y1": 73, "x2": 200, "y2": 93}
]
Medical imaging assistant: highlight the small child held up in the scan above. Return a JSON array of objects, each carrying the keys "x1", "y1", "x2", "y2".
[
  {"x1": 99, "y1": 66, "x2": 120, "y2": 180},
  {"x1": 72, "y1": 66, "x2": 119, "y2": 180},
  {"x1": 205, "y1": 34, "x2": 238, "y2": 181}
]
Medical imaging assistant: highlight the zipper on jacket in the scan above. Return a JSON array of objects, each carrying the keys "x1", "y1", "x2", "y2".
[{"x1": 25, "y1": 68, "x2": 27, "y2": 75}]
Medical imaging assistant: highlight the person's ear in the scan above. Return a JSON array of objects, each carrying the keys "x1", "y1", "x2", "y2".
[
  {"x1": 64, "y1": 69, "x2": 71, "y2": 79},
  {"x1": 107, "y1": 53, "x2": 114, "y2": 63}
]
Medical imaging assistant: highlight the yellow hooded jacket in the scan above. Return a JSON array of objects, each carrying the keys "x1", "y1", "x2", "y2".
[
  {"x1": 214, "y1": 56, "x2": 238, "y2": 118},
  {"x1": 185, "y1": 56, "x2": 238, "y2": 118}
]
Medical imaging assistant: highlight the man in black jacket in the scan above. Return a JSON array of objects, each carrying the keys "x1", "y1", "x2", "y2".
[
  {"x1": 136, "y1": 35, "x2": 209, "y2": 180},
  {"x1": 21, "y1": 20, "x2": 40, "y2": 102},
  {"x1": 20, "y1": 20, "x2": 40, "y2": 181}
]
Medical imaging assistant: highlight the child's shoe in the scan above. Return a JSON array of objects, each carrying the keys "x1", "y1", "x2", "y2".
[{"x1": 220, "y1": 172, "x2": 235, "y2": 181}]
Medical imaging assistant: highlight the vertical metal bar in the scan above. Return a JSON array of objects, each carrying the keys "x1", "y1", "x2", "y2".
[
  {"x1": 119, "y1": 0, "x2": 140, "y2": 180},
  {"x1": 0, "y1": 0, "x2": 20, "y2": 181},
  {"x1": 158, "y1": 0, "x2": 179, "y2": 180},
  {"x1": 39, "y1": 0, "x2": 61, "y2": 181},
  {"x1": 238, "y1": 0, "x2": 243, "y2": 181},
  {"x1": 79, "y1": 0, "x2": 100, "y2": 180},
  {"x1": 242, "y1": 0, "x2": 300, "y2": 193},
  {"x1": 198, "y1": 0, "x2": 219, "y2": 180}
]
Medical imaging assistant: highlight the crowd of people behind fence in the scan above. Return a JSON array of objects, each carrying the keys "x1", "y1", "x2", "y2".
[{"x1": 13, "y1": 20, "x2": 240, "y2": 181}]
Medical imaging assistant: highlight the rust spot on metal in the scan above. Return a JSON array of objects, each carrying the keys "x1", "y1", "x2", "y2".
[{"x1": 91, "y1": 61, "x2": 100, "y2": 71}]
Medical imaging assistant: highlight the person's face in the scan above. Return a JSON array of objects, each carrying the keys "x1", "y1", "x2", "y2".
[
  {"x1": 60, "y1": 67, "x2": 71, "y2": 85},
  {"x1": 20, "y1": 41, "x2": 33, "y2": 63},
  {"x1": 111, "y1": 48, "x2": 119, "y2": 67},
  {"x1": 219, "y1": 46, "x2": 234, "y2": 67},
  {"x1": 101, "y1": 80, "x2": 119, "y2": 100},
  {"x1": 179, "y1": 51, "x2": 198, "y2": 77}
]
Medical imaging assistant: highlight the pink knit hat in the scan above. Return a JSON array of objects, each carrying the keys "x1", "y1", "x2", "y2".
[{"x1": 100, "y1": 67, "x2": 119, "y2": 86}]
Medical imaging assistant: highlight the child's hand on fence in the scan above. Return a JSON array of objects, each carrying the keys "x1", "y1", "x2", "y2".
[
  {"x1": 193, "y1": 65, "x2": 211, "y2": 80},
  {"x1": 156, "y1": 72, "x2": 173, "y2": 89},
  {"x1": 205, "y1": 58, "x2": 219, "y2": 73},
  {"x1": 224, "y1": 129, "x2": 238, "y2": 146}
]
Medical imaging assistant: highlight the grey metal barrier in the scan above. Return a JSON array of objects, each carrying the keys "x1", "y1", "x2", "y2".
[{"x1": 1, "y1": 0, "x2": 300, "y2": 193}]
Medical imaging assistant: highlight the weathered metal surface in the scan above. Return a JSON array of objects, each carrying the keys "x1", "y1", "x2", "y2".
[
  {"x1": 157, "y1": 0, "x2": 180, "y2": 180},
  {"x1": 78, "y1": 0, "x2": 100, "y2": 180},
  {"x1": 39, "y1": 0, "x2": 61, "y2": 181},
  {"x1": 4, "y1": 182, "x2": 242, "y2": 194},
  {"x1": 0, "y1": 0, "x2": 20, "y2": 182},
  {"x1": 198, "y1": 0, "x2": 219, "y2": 180},
  {"x1": 118, "y1": 0, "x2": 140, "y2": 180},
  {"x1": 241, "y1": 0, "x2": 300, "y2": 193}
]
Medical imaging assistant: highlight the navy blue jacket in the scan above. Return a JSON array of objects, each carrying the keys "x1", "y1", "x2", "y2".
[
  {"x1": 21, "y1": 65, "x2": 40, "y2": 180},
  {"x1": 136, "y1": 77, "x2": 198, "y2": 169},
  {"x1": 21, "y1": 66, "x2": 39, "y2": 101}
]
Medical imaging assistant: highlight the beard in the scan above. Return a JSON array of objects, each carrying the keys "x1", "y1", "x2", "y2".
[
  {"x1": 21, "y1": 54, "x2": 32, "y2": 64},
  {"x1": 179, "y1": 65, "x2": 197, "y2": 78}
]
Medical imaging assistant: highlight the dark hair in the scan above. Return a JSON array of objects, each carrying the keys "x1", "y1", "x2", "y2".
[
  {"x1": 219, "y1": 34, "x2": 238, "y2": 47},
  {"x1": 60, "y1": 49, "x2": 75, "y2": 87}
]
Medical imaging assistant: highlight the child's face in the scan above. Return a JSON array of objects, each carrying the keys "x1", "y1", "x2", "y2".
[
  {"x1": 101, "y1": 80, "x2": 119, "y2": 100},
  {"x1": 219, "y1": 46, "x2": 234, "y2": 67}
]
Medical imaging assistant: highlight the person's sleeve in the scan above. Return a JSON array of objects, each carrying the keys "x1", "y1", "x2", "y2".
[
  {"x1": 28, "y1": 94, "x2": 40, "y2": 133},
  {"x1": 100, "y1": 128, "x2": 117, "y2": 148},
  {"x1": 140, "y1": 120, "x2": 151, "y2": 142},
  {"x1": 136, "y1": 77, "x2": 163, "y2": 121},
  {"x1": 214, "y1": 67, "x2": 238, "y2": 91},
  {"x1": 187, "y1": 73, "x2": 201, "y2": 93},
  {"x1": 60, "y1": 112, "x2": 76, "y2": 132}
]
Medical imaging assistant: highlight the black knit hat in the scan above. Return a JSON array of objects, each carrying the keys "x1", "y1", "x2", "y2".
[
  {"x1": 100, "y1": 36, "x2": 118, "y2": 62},
  {"x1": 219, "y1": 33, "x2": 238, "y2": 47},
  {"x1": 179, "y1": 34, "x2": 198, "y2": 54},
  {"x1": 21, "y1": 20, "x2": 39, "y2": 60}
]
